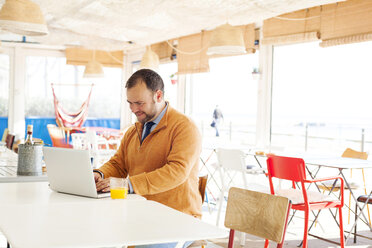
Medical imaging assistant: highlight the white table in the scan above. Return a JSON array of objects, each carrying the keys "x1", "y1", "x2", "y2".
[{"x1": 0, "y1": 182, "x2": 227, "y2": 248}]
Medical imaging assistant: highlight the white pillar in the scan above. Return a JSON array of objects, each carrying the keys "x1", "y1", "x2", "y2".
[
  {"x1": 120, "y1": 54, "x2": 133, "y2": 129},
  {"x1": 8, "y1": 46, "x2": 26, "y2": 140},
  {"x1": 176, "y1": 74, "x2": 186, "y2": 113},
  {"x1": 255, "y1": 44, "x2": 273, "y2": 149}
]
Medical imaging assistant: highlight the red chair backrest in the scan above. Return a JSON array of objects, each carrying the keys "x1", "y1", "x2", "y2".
[
  {"x1": 266, "y1": 155, "x2": 306, "y2": 182},
  {"x1": 47, "y1": 125, "x2": 72, "y2": 148}
]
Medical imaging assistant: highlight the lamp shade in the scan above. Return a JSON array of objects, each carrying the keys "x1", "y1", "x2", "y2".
[
  {"x1": 83, "y1": 61, "x2": 104, "y2": 78},
  {"x1": 207, "y1": 23, "x2": 246, "y2": 55},
  {"x1": 0, "y1": 0, "x2": 48, "y2": 36},
  {"x1": 140, "y1": 46, "x2": 159, "y2": 70}
]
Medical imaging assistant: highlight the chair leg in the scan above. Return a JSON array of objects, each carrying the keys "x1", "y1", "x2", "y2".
[
  {"x1": 228, "y1": 229, "x2": 235, "y2": 248},
  {"x1": 239, "y1": 232, "x2": 246, "y2": 246},
  {"x1": 303, "y1": 210, "x2": 309, "y2": 248},
  {"x1": 348, "y1": 169, "x2": 353, "y2": 224},
  {"x1": 264, "y1": 239, "x2": 269, "y2": 248},
  {"x1": 216, "y1": 166, "x2": 225, "y2": 226},
  {"x1": 216, "y1": 188, "x2": 224, "y2": 226},
  {"x1": 354, "y1": 202, "x2": 358, "y2": 243},
  {"x1": 361, "y1": 169, "x2": 371, "y2": 225},
  {"x1": 338, "y1": 206, "x2": 345, "y2": 248},
  {"x1": 348, "y1": 188, "x2": 352, "y2": 224}
]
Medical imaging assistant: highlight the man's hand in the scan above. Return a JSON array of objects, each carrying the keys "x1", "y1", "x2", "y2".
[{"x1": 94, "y1": 172, "x2": 110, "y2": 192}]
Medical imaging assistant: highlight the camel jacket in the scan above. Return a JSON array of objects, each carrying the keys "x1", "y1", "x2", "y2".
[{"x1": 97, "y1": 104, "x2": 202, "y2": 218}]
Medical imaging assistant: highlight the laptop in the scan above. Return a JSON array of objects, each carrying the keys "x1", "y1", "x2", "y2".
[{"x1": 43, "y1": 147, "x2": 110, "y2": 198}]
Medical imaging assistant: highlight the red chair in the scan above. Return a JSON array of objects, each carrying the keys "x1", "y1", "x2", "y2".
[
  {"x1": 266, "y1": 155, "x2": 345, "y2": 248},
  {"x1": 47, "y1": 124, "x2": 73, "y2": 148}
]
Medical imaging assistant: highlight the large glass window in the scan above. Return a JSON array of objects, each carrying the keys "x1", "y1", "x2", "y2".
[
  {"x1": 158, "y1": 62, "x2": 178, "y2": 107},
  {"x1": 25, "y1": 56, "x2": 122, "y2": 118},
  {"x1": 0, "y1": 54, "x2": 10, "y2": 136},
  {"x1": 271, "y1": 41, "x2": 372, "y2": 154},
  {"x1": 0, "y1": 54, "x2": 9, "y2": 115},
  {"x1": 185, "y1": 54, "x2": 259, "y2": 145}
]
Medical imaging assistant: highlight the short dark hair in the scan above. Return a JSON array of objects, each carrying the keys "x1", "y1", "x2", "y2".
[{"x1": 126, "y1": 69, "x2": 164, "y2": 93}]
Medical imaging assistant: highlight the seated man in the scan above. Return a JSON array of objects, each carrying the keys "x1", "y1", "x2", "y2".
[{"x1": 94, "y1": 69, "x2": 202, "y2": 248}]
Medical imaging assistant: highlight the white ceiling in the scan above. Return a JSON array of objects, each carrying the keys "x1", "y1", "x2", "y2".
[{"x1": 0, "y1": 0, "x2": 343, "y2": 51}]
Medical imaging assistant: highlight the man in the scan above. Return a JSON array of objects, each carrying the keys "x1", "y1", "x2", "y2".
[
  {"x1": 212, "y1": 105, "x2": 223, "y2": 137},
  {"x1": 94, "y1": 69, "x2": 202, "y2": 221}
]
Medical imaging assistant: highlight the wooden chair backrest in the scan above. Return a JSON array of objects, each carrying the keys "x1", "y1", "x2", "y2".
[
  {"x1": 1, "y1": 128, "x2": 9, "y2": 142},
  {"x1": 198, "y1": 175, "x2": 208, "y2": 203},
  {"x1": 225, "y1": 187, "x2": 291, "y2": 244},
  {"x1": 342, "y1": 148, "x2": 368, "y2": 160},
  {"x1": 5, "y1": 134, "x2": 15, "y2": 150}
]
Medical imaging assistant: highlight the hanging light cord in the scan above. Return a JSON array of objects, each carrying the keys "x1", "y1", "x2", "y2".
[
  {"x1": 165, "y1": 39, "x2": 208, "y2": 55},
  {"x1": 104, "y1": 50, "x2": 124, "y2": 65},
  {"x1": 273, "y1": 15, "x2": 319, "y2": 21}
]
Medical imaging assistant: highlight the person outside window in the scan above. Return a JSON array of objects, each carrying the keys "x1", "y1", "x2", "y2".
[
  {"x1": 212, "y1": 105, "x2": 223, "y2": 137},
  {"x1": 93, "y1": 69, "x2": 202, "y2": 248}
]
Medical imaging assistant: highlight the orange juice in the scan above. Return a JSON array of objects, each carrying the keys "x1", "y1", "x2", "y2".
[{"x1": 110, "y1": 187, "x2": 128, "y2": 199}]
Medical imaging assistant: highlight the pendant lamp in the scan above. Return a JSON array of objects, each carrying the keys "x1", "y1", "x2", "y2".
[
  {"x1": 0, "y1": 0, "x2": 48, "y2": 36},
  {"x1": 140, "y1": 46, "x2": 159, "y2": 70},
  {"x1": 207, "y1": 23, "x2": 246, "y2": 56},
  {"x1": 83, "y1": 50, "x2": 104, "y2": 78}
]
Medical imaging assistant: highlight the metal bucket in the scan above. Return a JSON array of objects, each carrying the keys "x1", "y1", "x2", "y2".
[{"x1": 17, "y1": 144, "x2": 43, "y2": 176}]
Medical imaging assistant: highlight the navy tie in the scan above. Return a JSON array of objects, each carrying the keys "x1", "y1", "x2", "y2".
[{"x1": 142, "y1": 121, "x2": 155, "y2": 142}]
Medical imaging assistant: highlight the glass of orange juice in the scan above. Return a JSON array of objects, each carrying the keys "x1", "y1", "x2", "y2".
[{"x1": 110, "y1": 177, "x2": 128, "y2": 199}]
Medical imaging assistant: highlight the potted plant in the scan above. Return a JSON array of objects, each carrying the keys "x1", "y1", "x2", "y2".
[{"x1": 170, "y1": 73, "x2": 177, "y2": 85}]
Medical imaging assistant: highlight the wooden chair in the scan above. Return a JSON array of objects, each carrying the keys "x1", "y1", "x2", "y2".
[
  {"x1": 47, "y1": 124, "x2": 72, "y2": 148},
  {"x1": 353, "y1": 191, "x2": 372, "y2": 243},
  {"x1": 5, "y1": 133, "x2": 15, "y2": 150},
  {"x1": 1, "y1": 128, "x2": 9, "y2": 142},
  {"x1": 225, "y1": 187, "x2": 291, "y2": 248},
  {"x1": 198, "y1": 174, "x2": 208, "y2": 203},
  {"x1": 266, "y1": 155, "x2": 345, "y2": 248},
  {"x1": 188, "y1": 175, "x2": 209, "y2": 248},
  {"x1": 341, "y1": 148, "x2": 370, "y2": 225}
]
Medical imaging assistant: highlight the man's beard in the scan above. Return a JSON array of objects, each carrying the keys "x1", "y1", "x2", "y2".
[{"x1": 139, "y1": 112, "x2": 156, "y2": 124}]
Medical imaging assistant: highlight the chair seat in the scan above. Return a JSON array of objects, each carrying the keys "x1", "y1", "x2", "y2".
[
  {"x1": 277, "y1": 188, "x2": 337, "y2": 204},
  {"x1": 318, "y1": 180, "x2": 359, "y2": 190},
  {"x1": 292, "y1": 200, "x2": 343, "y2": 210},
  {"x1": 357, "y1": 195, "x2": 372, "y2": 204}
]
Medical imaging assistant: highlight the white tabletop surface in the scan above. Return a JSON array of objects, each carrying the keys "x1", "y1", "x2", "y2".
[
  {"x1": 0, "y1": 182, "x2": 227, "y2": 248},
  {"x1": 302, "y1": 156, "x2": 372, "y2": 169},
  {"x1": 252, "y1": 151, "x2": 372, "y2": 170}
]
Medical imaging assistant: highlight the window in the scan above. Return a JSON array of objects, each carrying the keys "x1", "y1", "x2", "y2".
[
  {"x1": 0, "y1": 54, "x2": 10, "y2": 117},
  {"x1": 185, "y1": 54, "x2": 259, "y2": 145},
  {"x1": 0, "y1": 53, "x2": 9, "y2": 137},
  {"x1": 25, "y1": 56, "x2": 122, "y2": 118},
  {"x1": 158, "y1": 62, "x2": 178, "y2": 107},
  {"x1": 271, "y1": 41, "x2": 372, "y2": 154}
]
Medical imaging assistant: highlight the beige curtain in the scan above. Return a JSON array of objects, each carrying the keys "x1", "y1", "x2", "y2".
[
  {"x1": 177, "y1": 31, "x2": 210, "y2": 74},
  {"x1": 320, "y1": 0, "x2": 372, "y2": 47},
  {"x1": 262, "y1": 7, "x2": 321, "y2": 45},
  {"x1": 242, "y1": 24, "x2": 256, "y2": 53},
  {"x1": 262, "y1": 31, "x2": 320, "y2": 45},
  {"x1": 151, "y1": 41, "x2": 175, "y2": 62},
  {"x1": 66, "y1": 48, "x2": 123, "y2": 68},
  {"x1": 320, "y1": 32, "x2": 372, "y2": 47}
]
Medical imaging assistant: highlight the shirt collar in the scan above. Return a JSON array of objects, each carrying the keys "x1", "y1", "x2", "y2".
[{"x1": 147, "y1": 102, "x2": 168, "y2": 126}]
